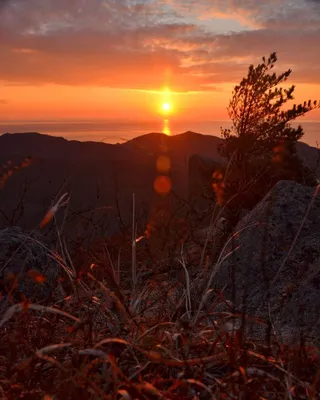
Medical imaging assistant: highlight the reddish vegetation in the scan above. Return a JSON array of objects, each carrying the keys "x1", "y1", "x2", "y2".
[{"x1": 0, "y1": 243, "x2": 319, "y2": 399}]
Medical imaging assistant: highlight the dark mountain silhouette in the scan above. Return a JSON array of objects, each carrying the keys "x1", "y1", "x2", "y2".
[
  {"x1": 0, "y1": 131, "x2": 318, "y2": 246},
  {"x1": 294, "y1": 140, "x2": 320, "y2": 174}
]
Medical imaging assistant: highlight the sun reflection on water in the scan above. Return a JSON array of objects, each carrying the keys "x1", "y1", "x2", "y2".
[{"x1": 162, "y1": 119, "x2": 171, "y2": 135}]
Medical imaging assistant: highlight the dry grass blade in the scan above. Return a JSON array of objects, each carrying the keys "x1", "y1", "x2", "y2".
[
  {"x1": 231, "y1": 367, "x2": 280, "y2": 381},
  {"x1": 199, "y1": 203, "x2": 220, "y2": 269},
  {"x1": 35, "y1": 343, "x2": 73, "y2": 371},
  {"x1": 26, "y1": 303, "x2": 80, "y2": 321},
  {"x1": 194, "y1": 222, "x2": 263, "y2": 326},
  {"x1": 20, "y1": 234, "x2": 77, "y2": 284},
  {"x1": 179, "y1": 245, "x2": 192, "y2": 319},
  {"x1": 87, "y1": 272, "x2": 133, "y2": 325},
  {"x1": 271, "y1": 184, "x2": 320, "y2": 286},
  {"x1": 135, "y1": 322, "x2": 176, "y2": 344},
  {"x1": 35, "y1": 353, "x2": 67, "y2": 371},
  {"x1": 40, "y1": 193, "x2": 69, "y2": 229},
  {"x1": 135, "y1": 235, "x2": 145, "y2": 243},
  {"x1": 247, "y1": 350, "x2": 278, "y2": 365},
  {"x1": 94, "y1": 337, "x2": 131, "y2": 349},
  {"x1": 153, "y1": 352, "x2": 226, "y2": 367},
  {"x1": 79, "y1": 349, "x2": 109, "y2": 358},
  {"x1": 0, "y1": 303, "x2": 22, "y2": 328},
  {"x1": 310, "y1": 366, "x2": 320, "y2": 400},
  {"x1": 132, "y1": 193, "x2": 137, "y2": 297},
  {"x1": 129, "y1": 361, "x2": 152, "y2": 380},
  {"x1": 0, "y1": 230, "x2": 39, "y2": 275},
  {"x1": 129, "y1": 281, "x2": 150, "y2": 314},
  {"x1": 56, "y1": 238, "x2": 77, "y2": 278},
  {"x1": 193, "y1": 247, "x2": 238, "y2": 326},
  {"x1": 36, "y1": 343, "x2": 73, "y2": 356},
  {"x1": 94, "y1": 337, "x2": 226, "y2": 367},
  {"x1": 178, "y1": 379, "x2": 215, "y2": 399},
  {"x1": 267, "y1": 303, "x2": 294, "y2": 400},
  {"x1": 136, "y1": 382, "x2": 164, "y2": 399},
  {"x1": 247, "y1": 350, "x2": 308, "y2": 386},
  {"x1": 0, "y1": 303, "x2": 80, "y2": 328},
  {"x1": 117, "y1": 390, "x2": 132, "y2": 400}
]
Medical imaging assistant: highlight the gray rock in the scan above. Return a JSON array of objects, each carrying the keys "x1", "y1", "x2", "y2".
[
  {"x1": 0, "y1": 227, "x2": 62, "y2": 304},
  {"x1": 214, "y1": 180, "x2": 320, "y2": 345}
]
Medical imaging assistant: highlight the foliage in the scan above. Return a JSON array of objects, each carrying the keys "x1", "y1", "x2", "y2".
[
  {"x1": 1, "y1": 234, "x2": 319, "y2": 399},
  {"x1": 1, "y1": 160, "x2": 320, "y2": 398},
  {"x1": 218, "y1": 53, "x2": 319, "y2": 216}
]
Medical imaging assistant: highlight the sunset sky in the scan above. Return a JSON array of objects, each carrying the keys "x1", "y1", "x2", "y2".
[{"x1": 0, "y1": 0, "x2": 320, "y2": 123}]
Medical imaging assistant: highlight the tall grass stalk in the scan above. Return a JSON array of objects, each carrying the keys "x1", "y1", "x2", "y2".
[
  {"x1": 131, "y1": 193, "x2": 137, "y2": 298},
  {"x1": 0, "y1": 303, "x2": 80, "y2": 328},
  {"x1": 193, "y1": 222, "x2": 261, "y2": 327},
  {"x1": 179, "y1": 244, "x2": 192, "y2": 319},
  {"x1": 271, "y1": 183, "x2": 320, "y2": 287}
]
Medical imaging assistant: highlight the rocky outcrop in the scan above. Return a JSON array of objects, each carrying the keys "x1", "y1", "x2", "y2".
[
  {"x1": 0, "y1": 227, "x2": 62, "y2": 304},
  {"x1": 213, "y1": 180, "x2": 320, "y2": 345}
]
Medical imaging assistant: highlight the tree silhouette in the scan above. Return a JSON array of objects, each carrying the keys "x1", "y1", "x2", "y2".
[{"x1": 218, "y1": 53, "x2": 319, "y2": 217}]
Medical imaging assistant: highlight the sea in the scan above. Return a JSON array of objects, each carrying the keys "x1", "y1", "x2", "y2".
[{"x1": 0, "y1": 119, "x2": 319, "y2": 147}]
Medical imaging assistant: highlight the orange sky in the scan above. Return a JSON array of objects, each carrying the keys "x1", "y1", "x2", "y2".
[
  {"x1": 1, "y1": 83, "x2": 319, "y2": 123},
  {"x1": 0, "y1": 84, "x2": 230, "y2": 121},
  {"x1": 0, "y1": 83, "x2": 320, "y2": 122},
  {"x1": 0, "y1": 0, "x2": 319, "y2": 124}
]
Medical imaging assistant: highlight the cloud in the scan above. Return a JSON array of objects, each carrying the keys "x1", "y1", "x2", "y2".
[
  {"x1": 306, "y1": 0, "x2": 320, "y2": 4},
  {"x1": 0, "y1": 23, "x2": 213, "y2": 91},
  {"x1": 0, "y1": 99, "x2": 9, "y2": 104},
  {"x1": 0, "y1": 0, "x2": 10, "y2": 9},
  {"x1": 0, "y1": 0, "x2": 319, "y2": 91}
]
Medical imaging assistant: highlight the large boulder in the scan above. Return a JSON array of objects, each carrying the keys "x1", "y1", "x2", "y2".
[
  {"x1": 213, "y1": 180, "x2": 320, "y2": 345},
  {"x1": 0, "y1": 227, "x2": 62, "y2": 304}
]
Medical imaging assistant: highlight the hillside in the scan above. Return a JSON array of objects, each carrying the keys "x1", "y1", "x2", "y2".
[
  {"x1": 1, "y1": 132, "x2": 320, "y2": 399},
  {"x1": 0, "y1": 131, "x2": 318, "y2": 245}
]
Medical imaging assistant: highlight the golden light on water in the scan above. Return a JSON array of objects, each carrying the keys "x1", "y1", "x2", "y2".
[
  {"x1": 162, "y1": 119, "x2": 171, "y2": 135},
  {"x1": 159, "y1": 88, "x2": 172, "y2": 135}
]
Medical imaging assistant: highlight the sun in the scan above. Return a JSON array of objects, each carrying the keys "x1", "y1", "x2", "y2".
[
  {"x1": 160, "y1": 87, "x2": 173, "y2": 115},
  {"x1": 162, "y1": 102, "x2": 171, "y2": 112}
]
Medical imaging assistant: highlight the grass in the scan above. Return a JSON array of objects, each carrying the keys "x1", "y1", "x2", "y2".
[
  {"x1": 0, "y1": 216, "x2": 319, "y2": 399},
  {"x1": 0, "y1": 161, "x2": 319, "y2": 399},
  {"x1": 0, "y1": 287, "x2": 318, "y2": 399}
]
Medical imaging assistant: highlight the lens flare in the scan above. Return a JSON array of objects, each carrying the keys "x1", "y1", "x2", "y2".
[
  {"x1": 156, "y1": 155, "x2": 171, "y2": 173},
  {"x1": 154, "y1": 175, "x2": 172, "y2": 195}
]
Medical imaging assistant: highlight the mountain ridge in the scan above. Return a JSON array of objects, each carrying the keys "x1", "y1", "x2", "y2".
[{"x1": 0, "y1": 131, "x2": 318, "y2": 244}]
